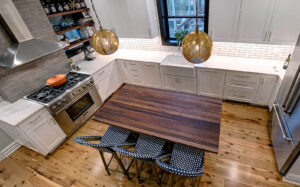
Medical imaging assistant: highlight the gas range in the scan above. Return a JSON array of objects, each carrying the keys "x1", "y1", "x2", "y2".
[
  {"x1": 26, "y1": 72, "x2": 94, "y2": 114},
  {"x1": 25, "y1": 71, "x2": 102, "y2": 137}
]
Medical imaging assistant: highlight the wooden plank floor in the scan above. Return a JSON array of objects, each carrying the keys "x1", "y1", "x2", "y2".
[{"x1": 0, "y1": 101, "x2": 297, "y2": 187}]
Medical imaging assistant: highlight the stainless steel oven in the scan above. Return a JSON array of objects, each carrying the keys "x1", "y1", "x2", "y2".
[{"x1": 53, "y1": 84, "x2": 102, "y2": 136}]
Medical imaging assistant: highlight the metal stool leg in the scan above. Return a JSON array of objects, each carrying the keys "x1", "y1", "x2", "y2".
[
  {"x1": 137, "y1": 161, "x2": 145, "y2": 183},
  {"x1": 99, "y1": 151, "x2": 111, "y2": 176},
  {"x1": 112, "y1": 152, "x2": 131, "y2": 180},
  {"x1": 151, "y1": 162, "x2": 161, "y2": 185}
]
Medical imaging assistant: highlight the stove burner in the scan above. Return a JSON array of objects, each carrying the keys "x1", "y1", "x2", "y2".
[{"x1": 27, "y1": 72, "x2": 90, "y2": 103}]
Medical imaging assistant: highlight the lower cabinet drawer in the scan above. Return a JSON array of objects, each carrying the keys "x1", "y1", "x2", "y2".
[
  {"x1": 224, "y1": 86, "x2": 256, "y2": 103},
  {"x1": 226, "y1": 79, "x2": 260, "y2": 90}
]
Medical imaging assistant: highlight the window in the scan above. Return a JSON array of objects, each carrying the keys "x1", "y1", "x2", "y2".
[{"x1": 157, "y1": 0, "x2": 209, "y2": 45}]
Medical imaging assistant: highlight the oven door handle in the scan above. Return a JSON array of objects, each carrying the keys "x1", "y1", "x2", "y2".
[
  {"x1": 274, "y1": 105, "x2": 291, "y2": 141},
  {"x1": 82, "y1": 111, "x2": 89, "y2": 117}
]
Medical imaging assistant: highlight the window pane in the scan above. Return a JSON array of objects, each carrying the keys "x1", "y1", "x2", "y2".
[
  {"x1": 166, "y1": 0, "x2": 205, "y2": 17},
  {"x1": 168, "y1": 18, "x2": 204, "y2": 38}
]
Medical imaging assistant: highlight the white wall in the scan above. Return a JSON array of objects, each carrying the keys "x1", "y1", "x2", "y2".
[{"x1": 117, "y1": 0, "x2": 294, "y2": 61}]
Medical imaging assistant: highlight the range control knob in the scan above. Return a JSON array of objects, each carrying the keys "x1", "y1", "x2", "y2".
[
  {"x1": 86, "y1": 83, "x2": 90, "y2": 87},
  {"x1": 82, "y1": 85, "x2": 86, "y2": 89},
  {"x1": 78, "y1": 88, "x2": 82, "y2": 92},
  {"x1": 51, "y1": 105, "x2": 56, "y2": 110},
  {"x1": 72, "y1": 92, "x2": 76, "y2": 96},
  {"x1": 62, "y1": 98, "x2": 67, "y2": 102},
  {"x1": 57, "y1": 102, "x2": 62, "y2": 106},
  {"x1": 90, "y1": 80, "x2": 94, "y2": 84}
]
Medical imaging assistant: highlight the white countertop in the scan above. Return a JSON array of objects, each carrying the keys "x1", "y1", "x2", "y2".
[
  {"x1": 76, "y1": 49, "x2": 286, "y2": 79},
  {"x1": 0, "y1": 99, "x2": 44, "y2": 126}
]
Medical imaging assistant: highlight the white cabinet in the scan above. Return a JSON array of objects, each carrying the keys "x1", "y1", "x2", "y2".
[
  {"x1": 123, "y1": 60, "x2": 144, "y2": 85},
  {"x1": 93, "y1": 62, "x2": 118, "y2": 101},
  {"x1": 89, "y1": 0, "x2": 153, "y2": 38},
  {"x1": 0, "y1": 107, "x2": 66, "y2": 156},
  {"x1": 197, "y1": 69, "x2": 226, "y2": 98},
  {"x1": 162, "y1": 75, "x2": 196, "y2": 94},
  {"x1": 224, "y1": 71, "x2": 261, "y2": 103},
  {"x1": 237, "y1": 0, "x2": 273, "y2": 43},
  {"x1": 209, "y1": 0, "x2": 241, "y2": 42},
  {"x1": 267, "y1": 0, "x2": 300, "y2": 45},
  {"x1": 142, "y1": 62, "x2": 161, "y2": 88},
  {"x1": 210, "y1": 0, "x2": 300, "y2": 45},
  {"x1": 254, "y1": 75, "x2": 278, "y2": 105}
]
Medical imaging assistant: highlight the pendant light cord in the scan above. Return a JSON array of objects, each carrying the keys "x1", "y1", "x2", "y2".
[
  {"x1": 90, "y1": 0, "x2": 103, "y2": 29},
  {"x1": 195, "y1": 0, "x2": 199, "y2": 32}
]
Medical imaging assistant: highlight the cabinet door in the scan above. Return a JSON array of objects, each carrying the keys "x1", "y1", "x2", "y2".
[
  {"x1": 28, "y1": 117, "x2": 66, "y2": 155},
  {"x1": 107, "y1": 0, "x2": 133, "y2": 38},
  {"x1": 162, "y1": 75, "x2": 179, "y2": 91},
  {"x1": 142, "y1": 62, "x2": 162, "y2": 88},
  {"x1": 126, "y1": 0, "x2": 152, "y2": 38},
  {"x1": 197, "y1": 69, "x2": 225, "y2": 98},
  {"x1": 96, "y1": 70, "x2": 117, "y2": 101},
  {"x1": 268, "y1": 0, "x2": 300, "y2": 45},
  {"x1": 254, "y1": 75, "x2": 277, "y2": 105},
  {"x1": 179, "y1": 77, "x2": 196, "y2": 94},
  {"x1": 210, "y1": 0, "x2": 241, "y2": 42},
  {"x1": 237, "y1": 0, "x2": 273, "y2": 43}
]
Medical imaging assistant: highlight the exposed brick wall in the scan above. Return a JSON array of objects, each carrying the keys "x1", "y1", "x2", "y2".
[{"x1": 0, "y1": 0, "x2": 70, "y2": 102}]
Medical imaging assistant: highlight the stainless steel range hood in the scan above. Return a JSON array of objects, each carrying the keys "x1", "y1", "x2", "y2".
[{"x1": 0, "y1": 0, "x2": 65, "y2": 68}]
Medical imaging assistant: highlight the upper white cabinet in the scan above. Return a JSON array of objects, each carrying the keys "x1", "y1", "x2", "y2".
[
  {"x1": 237, "y1": 0, "x2": 273, "y2": 43},
  {"x1": 89, "y1": 0, "x2": 154, "y2": 38},
  {"x1": 210, "y1": 0, "x2": 241, "y2": 42},
  {"x1": 197, "y1": 68, "x2": 226, "y2": 98},
  {"x1": 254, "y1": 75, "x2": 278, "y2": 105},
  {"x1": 267, "y1": 0, "x2": 300, "y2": 45},
  {"x1": 210, "y1": 0, "x2": 300, "y2": 45}
]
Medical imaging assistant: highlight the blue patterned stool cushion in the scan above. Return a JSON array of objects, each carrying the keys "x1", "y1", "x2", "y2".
[
  {"x1": 73, "y1": 126, "x2": 132, "y2": 152},
  {"x1": 155, "y1": 144, "x2": 204, "y2": 177},
  {"x1": 114, "y1": 134, "x2": 165, "y2": 160}
]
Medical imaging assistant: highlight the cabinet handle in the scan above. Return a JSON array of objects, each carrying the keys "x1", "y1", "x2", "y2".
[
  {"x1": 261, "y1": 78, "x2": 264, "y2": 85},
  {"x1": 29, "y1": 115, "x2": 41, "y2": 124},
  {"x1": 132, "y1": 74, "x2": 139, "y2": 77},
  {"x1": 235, "y1": 83, "x2": 248, "y2": 87},
  {"x1": 129, "y1": 63, "x2": 136, "y2": 65},
  {"x1": 264, "y1": 32, "x2": 268, "y2": 42},
  {"x1": 130, "y1": 69, "x2": 138, "y2": 71},
  {"x1": 232, "y1": 94, "x2": 246, "y2": 98},
  {"x1": 268, "y1": 31, "x2": 272, "y2": 42},
  {"x1": 144, "y1": 64, "x2": 154, "y2": 67}
]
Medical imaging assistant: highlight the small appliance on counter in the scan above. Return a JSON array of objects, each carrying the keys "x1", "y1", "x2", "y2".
[{"x1": 25, "y1": 72, "x2": 102, "y2": 137}]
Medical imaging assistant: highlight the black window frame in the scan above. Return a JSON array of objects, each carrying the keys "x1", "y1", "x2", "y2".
[{"x1": 156, "y1": 0, "x2": 210, "y2": 46}]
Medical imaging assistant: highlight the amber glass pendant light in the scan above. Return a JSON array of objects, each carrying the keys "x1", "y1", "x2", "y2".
[
  {"x1": 90, "y1": 0, "x2": 119, "y2": 55},
  {"x1": 182, "y1": 0, "x2": 212, "y2": 64}
]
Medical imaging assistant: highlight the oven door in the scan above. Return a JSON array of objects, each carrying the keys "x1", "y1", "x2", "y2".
[{"x1": 54, "y1": 86, "x2": 102, "y2": 136}]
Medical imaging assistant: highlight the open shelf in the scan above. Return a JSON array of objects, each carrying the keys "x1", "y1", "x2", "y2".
[
  {"x1": 48, "y1": 8, "x2": 90, "y2": 18},
  {"x1": 64, "y1": 37, "x2": 92, "y2": 50},
  {"x1": 56, "y1": 22, "x2": 94, "y2": 35}
]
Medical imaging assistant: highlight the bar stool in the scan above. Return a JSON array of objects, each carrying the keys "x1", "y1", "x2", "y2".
[
  {"x1": 113, "y1": 134, "x2": 165, "y2": 184},
  {"x1": 156, "y1": 144, "x2": 205, "y2": 186},
  {"x1": 73, "y1": 126, "x2": 134, "y2": 179}
]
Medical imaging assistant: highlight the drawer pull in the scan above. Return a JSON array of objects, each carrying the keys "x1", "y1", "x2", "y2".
[
  {"x1": 145, "y1": 64, "x2": 154, "y2": 67},
  {"x1": 236, "y1": 75, "x2": 250, "y2": 78},
  {"x1": 29, "y1": 115, "x2": 41, "y2": 124},
  {"x1": 129, "y1": 63, "x2": 136, "y2": 65},
  {"x1": 235, "y1": 83, "x2": 248, "y2": 87},
  {"x1": 130, "y1": 69, "x2": 138, "y2": 72},
  {"x1": 132, "y1": 74, "x2": 140, "y2": 77},
  {"x1": 232, "y1": 94, "x2": 246, "y2": 98}
]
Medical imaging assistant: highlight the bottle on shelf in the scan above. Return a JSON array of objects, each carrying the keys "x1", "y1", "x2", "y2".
[
  {"x1": 283, "y1": 54, "x2": 291, "y2": 70},
  {"x1": 57, "y1": 0, "x2": 64, "y2": 12},
  {"x1": 63, "y1": 0, "x2": 70, "y2": 11},
  {"x1": 80, "y1": 0, "x2": 86, "y2": 8},
  {"x1": 75, "y1": 0, "x2": 81, "y2": 9},
  {"x1": 41, "y1": 0, "x2": 50, "y2": 15},
  {"x1": 50, "y1": 0, "x2": 57, "y2": 14}
]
